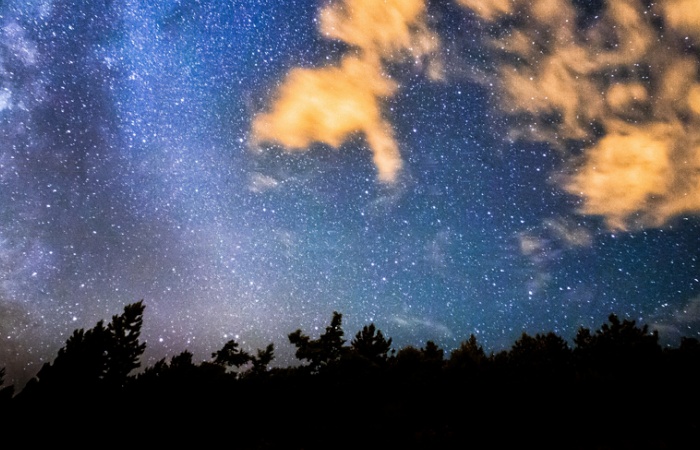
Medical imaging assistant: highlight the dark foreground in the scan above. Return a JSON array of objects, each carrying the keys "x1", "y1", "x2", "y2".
[{"x1": 1, "y1": 303, "x2": 698, "y2": 448}]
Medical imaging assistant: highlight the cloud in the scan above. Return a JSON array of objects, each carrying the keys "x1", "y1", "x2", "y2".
[
  {"x1": 518, "y1": 217, "x2": 592, "y2": 258},
  {"x1": 0, "y1": 89, "x2": 10, "y2": 112},
  {"x1": 517, "y1": 217, "x2": 592, "y2": 294},
  {"x1": 424, "y1": 229, "x2": 453, "y2": 270},
  {"x1": 390, "y1": 314, "x2": 453, "y2": 338},
  {"x1": 2, "y1": 22, "x2": 38, "y2": 67},
  {"x1": 662, "y1": 0, "x2": 700, "y2": 41},
  {"x1": 564, "y1": 124, "x2": 689, "y2": 230},
  {"x1": 651, "y1": 295, "x2": 700, "y2": 344},
  {"x1": 251, "y1": 0, "x2": 441, "y2": 183},
  {"x1": 1, "y1": 20, "x2": 40, "y2": 115},
  {"x1": 248, "y1": 172, "x2": 280, "y2": 193},
  {"x1": 543, "y1": 217, "x2": 593, "y2": 248},
  {"x1": 455, "y1": 0, "x2": 513, "y2": 22},
  {"x1": 253, "y1": 0, "x2": 700, "y2": 228},
  {"x1": 673, "y1": 296, "x2": 700, "y2": 324},
  {"x1": 459, "y1": 0, "x2": 700, "y2": 229},
  {"x1": 251, "y1": 56, "x2": 401, "y2": 182},
  {"x1": 319, "y1": 0, "x2": 440, "y2": 63}
]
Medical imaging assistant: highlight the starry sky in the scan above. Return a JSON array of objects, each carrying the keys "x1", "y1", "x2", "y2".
[{"x1": 1, "y1": 0, "x2": 699, "y2": 388}]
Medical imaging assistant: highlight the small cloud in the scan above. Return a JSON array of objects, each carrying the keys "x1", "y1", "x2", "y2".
[
  {"x1": 390, "y1": 314, "x2": 453, "y2": 338},
  {"x1": 3, "y1": 22, "x2": 38, "y2": 66},
  {"x1": 651, "y1": 296, "x2": 700, "y2": 344},
  {"x1": 248, "y1": 172, "x2": 280, "y2": 193},
  {"x1": 541, "y1": 217, "x2": 593, "y2": 249},
  {"x1": 424, "y1": 229, "x2": 452, "y2": 269},
  {"x1": 672, "y1": 296, "x2": 700, "y2": 324},
  {"x1": 456, "y1": 0, "x2": 513, "y2": 21},
  {"x1": 518, "y1": 217, "x2": 592, "y2": 259},
  {"x1": 517, "y1": 217, "x2": 592, "y2": 295},
  {"x1": 0, "y1": 89, "x2": 11, "y2": 112}
]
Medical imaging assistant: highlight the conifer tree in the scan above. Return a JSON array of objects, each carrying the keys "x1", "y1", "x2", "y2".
[
  {"x1": 351, "y1": 323, "x2": 392, "y2": 364},
  {"x1": 26, "y1": 301, "x2": 147, "y2": 397},
  {"x1": 289, "y1": 311, "x2": 345, "y2": 372},
  {"x1": 105, "y1": 300, "x2": 147, "y2": 386},
  {"x1": 249, "y1": 343, "x2": 275, "y2": 377},
  {"x1": 212, "y1": 339, "x2": 252, "y2": 371}
]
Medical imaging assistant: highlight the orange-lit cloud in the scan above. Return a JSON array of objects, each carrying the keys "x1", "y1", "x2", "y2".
[
  {"x1": 254, "y1": 0, "x2": 700, "y2": 227},
  {"x1": 251, "y1": 56, "x2": 401, "y2": 182},
  {"x1": 319, "y1": 0, "x2": 442, "y2": 76},
  {"x1": 662, "y1": 0, "x2": 700, "y2": 41},
  {"x1": 459, "y1": 0, "x2": 700, "y2": 229},
  {"x1": 455, "y1": 0, "x2": 513, "y2": 21},
  {"x1": 251, "y1": 0, "x2": 441, "y2": 183},
  {"x1": 564, "y1": 126, "x2": 675, "y2": 229}
]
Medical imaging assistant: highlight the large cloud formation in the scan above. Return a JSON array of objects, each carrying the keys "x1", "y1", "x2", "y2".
[
  {"x1": 251, "y1": 0, "x2": 441, "y2": 183},
  {"x1": 253, "y1": 0, "x2": 700, "y2": 230},
  {"x1": 459, "y1": 0, "x2": 700, "y2": 229}
]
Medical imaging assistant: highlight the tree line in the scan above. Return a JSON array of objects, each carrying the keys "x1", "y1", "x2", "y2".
[{"x1": 1, "y1": 300, "x2": 699, "y2": 448}]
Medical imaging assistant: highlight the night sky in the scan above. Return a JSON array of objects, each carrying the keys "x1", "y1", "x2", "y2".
[{"x1": 1, "y1": 0, "x2": 699, "y2": 388}]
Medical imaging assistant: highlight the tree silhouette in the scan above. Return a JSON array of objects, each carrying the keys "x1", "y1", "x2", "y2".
[
  {"x1": 6, "y1": 303, "x2": 700, "y2": 449},
  {"x1": 422, "y1": 341, "x2": 444, "y2": 365},
  {"x1": 574, "y1": 313, "x2": 660, "y2": 378},
  {"x1": 136, "y1": 350, "x2": 196, "y2": 388},
  {"x1": 249, "y1": 343, "x2": 275, "y2": 377},
  {"x1": 141, "y1": 350, "x2": 199, "y2": 379},
  {"x1": 666, "y1": 337, "x2": 700, "y2": 383},
  {"x1": 447, "y1": 334, "x2": 487, "y2": 375},
  {"x1": 136, "y1": 349, "x2": 229, "y2": 394},
  {"x1": 21, "y1": 301, "x2": 146, "y2": 399},
  {"x1": 170, "y1": 349, "x2": 196, "y2": 370},
  {"x1": 509, "y1": 332, "x2": 571, "y2": 370},
  {"x1": 288, "y1": 311, "x2": 345, "y2": 373},
  {"x1": 105, "y1": 300, "x2": 147, "y2": 387},
  {"x1": 351, "y1": 323, "x2": 392, "y2": 365},
  {"x1": 33, "y1": 319, "x2": 111, "y2": 393},
  {"x1": 0, "y1": 367, "x2": 13, "y2": 403},
  {"x1": 393, "y1": 341, "x2": 444, "y2": 380},
  {"x1": 212, "y1": 339, "x2": 252, "y2": 373}
]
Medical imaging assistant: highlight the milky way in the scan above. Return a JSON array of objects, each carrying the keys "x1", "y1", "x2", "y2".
[{"x1": 1, "y1": 0, "x2": 699, "y2": 388}]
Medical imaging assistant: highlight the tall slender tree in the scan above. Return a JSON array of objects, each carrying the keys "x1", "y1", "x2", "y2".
[{"x1": 105, "y1": 300, "x2": 147, "y2": 386}]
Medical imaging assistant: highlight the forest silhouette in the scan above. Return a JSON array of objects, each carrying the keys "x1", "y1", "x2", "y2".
[{"x1": 1, "y1": 300, "x2": 699, "y2": 448}]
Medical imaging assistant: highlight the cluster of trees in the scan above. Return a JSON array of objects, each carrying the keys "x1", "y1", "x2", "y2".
[
  {"x1": 2, "y1": 301, "x2": 699, "y2": 448},
  {"x1": 5, "y1": 301, "x2": 146, "y2": 404}
]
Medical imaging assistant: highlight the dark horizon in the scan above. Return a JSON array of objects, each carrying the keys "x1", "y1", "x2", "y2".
[{"x1": 3, "y1": 301, "x2": 699, "y2": 449}]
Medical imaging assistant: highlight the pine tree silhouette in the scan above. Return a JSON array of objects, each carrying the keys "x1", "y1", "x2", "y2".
[
  {"x1": 351, "y1": 323, "x2": 392, "y2": 365},
  {"x1": 288, "y1": 311, "x2": 345, "y2": 373},
  {"x1": 21, "y1": 301, "x2": 146, "y2": 400}
]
